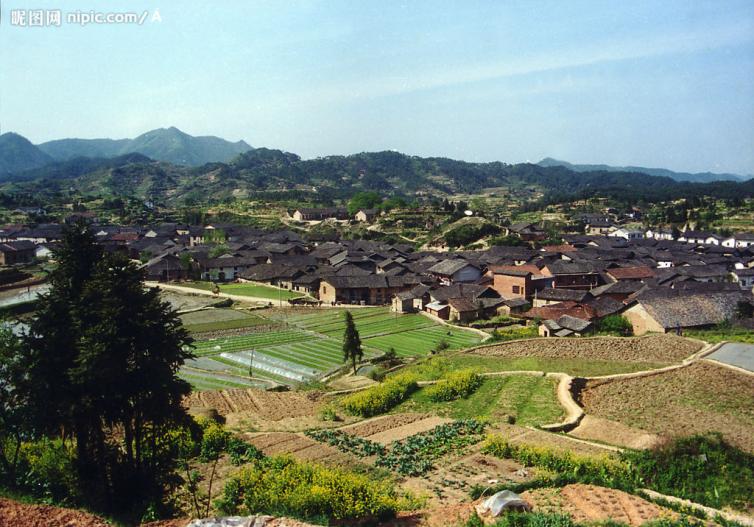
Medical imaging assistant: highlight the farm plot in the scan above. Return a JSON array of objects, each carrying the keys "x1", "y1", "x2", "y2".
[
  {"x1": 471, "y1": 334, "x2": 703, "y2": 364},
  {"x1": 364, "y1": 326, "x2": 482, "y2": 356},
  {"x1": 521, "y1": 484, "x2": 675, "y2": 527},
  {"x1": 392, "y1": 375, "x2": 564, "y2": 426},
  {"x1": 580, "y1": 361, "x2": 754, "y2": 453},
  {"x1": 179, "y1": 308, "x2": 267, "y2": 333},
  {"x1": 271, "y1": 307, "x2": 483, "y2": 356}
]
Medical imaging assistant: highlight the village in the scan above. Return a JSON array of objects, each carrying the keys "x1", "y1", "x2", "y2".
[{"x1": 2, "y1": 205, "x2": 753, "y2": 340}]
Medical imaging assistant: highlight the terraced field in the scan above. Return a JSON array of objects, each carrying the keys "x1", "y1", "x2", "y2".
[
  {"x1": 272, "y1": 307, "x2": 483, "y2": 356},
  {"x1": 183, "y1": 307, "x2": 484, "y2": 389}
]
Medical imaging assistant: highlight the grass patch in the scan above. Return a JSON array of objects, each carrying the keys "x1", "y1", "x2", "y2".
[
  {"x1": 686, "y1": 327, "x2": 754, "y2": 344},
  {"x1": 392, "y1": 354, "x2": 665, "y2": 380},
  {"x1": 183, "y1": 281, "x2": 304, "y2": 301},
  {"x1": 393, "y1": 375, "x2": 563, "y2": 425}
]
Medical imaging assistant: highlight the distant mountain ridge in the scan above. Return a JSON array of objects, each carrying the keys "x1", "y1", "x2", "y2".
[
  {"x1": 537, "y1": 157, "x2": 748, "y2": 183},
  {"x1": 0, "y1": 133, "x2": 54, "y2": 175},
  {"x1": 38, "y1": 127, "x2": 253, "y2": 167}
]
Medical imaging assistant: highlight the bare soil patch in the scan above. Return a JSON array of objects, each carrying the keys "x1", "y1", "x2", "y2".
[
  {"x1": 363, "y1": 416, "x2": 453, "y2": 445},
  {"x1": 521, "y1": 484, "x2": 675, "y2": 526},
  {"x1": 570, "y1": 415, "x2": 661, "y2": 449},
  {"x1": 341, "y1": 413, "x2": 429, "y2": 438},
  {"x1": 185, "y1": 388, "x2": 325, "y2": 419},
  {"x1": 581, "y1": 361, "x2": 754, "y2": 452},
  {"x1": 0, "y1": 498, "x2": 110, "y2": 527},
  {"x1": 472, "y1": 335, "x2": 702, "y2": 364},
  {"x1": 491, "y1": 423, "x2": 617, "y2": 458},
  {"x1": 244, "y1": 432, "x2": 358, "y2": 468}
]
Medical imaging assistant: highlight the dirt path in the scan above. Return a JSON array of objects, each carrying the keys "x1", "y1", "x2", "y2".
[{"x1": 148, "y1": 282, "x2": 276, "y2": 305}]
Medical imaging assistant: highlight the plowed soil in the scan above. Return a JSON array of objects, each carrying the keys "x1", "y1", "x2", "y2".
[
  {"x1": 0, "y1": 498, "x2": 111, "y2": 527},
  {"x1": 340, "y1": 413, "x2": 428, "y2": 437},
  {"x1": 244, "y1": 431, "x2": 358, "y2": 467},
  {"x1": 185, "y1": 388, "x2": 325, "y2": 419},
  {"x1": 581, "y1": 361, "x2": 754, "y2": 452},
  {"x1": 472, "y1": 335, "x2": 702, "y2": 363},
  {"x1": 521, "y1": 484, "x2": 675, "y2": 526},
  {"x1": 570, "y1": 415, "x2": 661, "y2": 449}
]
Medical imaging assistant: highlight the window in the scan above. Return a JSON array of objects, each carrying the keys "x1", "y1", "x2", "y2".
[
  {"x1": 512, "y1": 285, "x2": 521, "y2": 294},
  {"x1": 323, "y1": 286, "x2": 327, "y2": 293}
]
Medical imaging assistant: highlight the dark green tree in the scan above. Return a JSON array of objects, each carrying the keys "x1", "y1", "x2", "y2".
[
  {"x1": 21, "y1": 221, "x2": 194, "y2": 510},
  {"x1": 342, "y1": 311, "x2": 363, "y2": 374}
]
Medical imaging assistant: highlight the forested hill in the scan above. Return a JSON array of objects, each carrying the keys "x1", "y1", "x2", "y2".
[
  {"x1": 537, "y1": 157, "x2": 748, "y2": 183},
  {"x1": 1, "y1": 147, "x2": 753, "y2": 207}
]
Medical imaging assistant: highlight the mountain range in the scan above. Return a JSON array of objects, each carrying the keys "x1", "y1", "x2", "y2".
[
  {"x1": 537, "y1": 157, "x2": 748, "y2": 183},
  {"x1": 0, "y1": 128, "x2": 752, "y2": 207},
  {"x1": 0, "y1": 127, "x2": 252, "y2": 175}
]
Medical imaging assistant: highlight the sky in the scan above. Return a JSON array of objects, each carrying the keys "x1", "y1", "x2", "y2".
[{"x1": 1, "y1": 0, "x2": 753, "y2": 175}]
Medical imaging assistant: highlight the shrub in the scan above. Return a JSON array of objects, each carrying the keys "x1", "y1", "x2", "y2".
[
  {"x1": 482, "y1": 433, "x2": 754, "y2": 511},
  {"x1": 597, "y1": 315, "x2": 633, "y2": 336},
  {"x1": 226, "y1": 437, "x2": 264, "y2": 466},
  {"x1": 340, "y1": 373, "x2": 418, "y2": 417},
  {"x1": 17, "y1": 438, "x2": 79, "y2": 504},
  {"x1": 318, "y1": 404, "x2": 340, "y2": 422},
  {"x1": 425, "y1": 369, "x2": 483, "y2": 402},
  {"x1": 216, "y1": 455, "x2": 408, "y2": 522},
  {"x1": 622, "y1": 433, "x2": 754, "y2": 510},
  {"x1": 481, "y1": 435, "x2": 634, "y2": 490}
]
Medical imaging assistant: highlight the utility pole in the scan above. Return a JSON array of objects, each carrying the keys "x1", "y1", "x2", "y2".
[{"x1": 248, "y1": 349, "x2": 255, "y2": 380}]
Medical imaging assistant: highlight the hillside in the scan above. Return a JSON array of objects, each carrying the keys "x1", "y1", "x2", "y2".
[
  {"x1": 2, "y1": 144, "x2": 754, "y2": 207},
  {"x1": 37, "y1": 126, "x2": 253, "y2": 166},
  {"x1": 538, "y1": 157, "x2": 748, "y2": 183},
  {"x1": 0, "y1": 132, "x2": 53, "y2": 175}
]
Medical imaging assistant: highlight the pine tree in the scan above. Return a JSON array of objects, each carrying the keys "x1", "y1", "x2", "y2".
[
  {"x1": 342, "y1": 311, "x2": 363, "y2": 374},
  {"x1": 21, "y1": 221, "x2": 194, "y2": 509}
]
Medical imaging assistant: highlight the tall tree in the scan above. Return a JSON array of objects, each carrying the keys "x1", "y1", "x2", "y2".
[
  {"x1": 21, "y1": 221, "x2": 194, "y2": 509},
  {"x1": 342, "y1": 311, "x2": 363, "y2": 374}
]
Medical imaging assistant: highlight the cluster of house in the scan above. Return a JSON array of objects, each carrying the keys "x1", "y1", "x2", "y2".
[
  {"x1": 1, "y1": 219, "x2": 753, "y2": 338},
  {"x1": 290, "y1": 207, "x2": 378, "y2": 223}
]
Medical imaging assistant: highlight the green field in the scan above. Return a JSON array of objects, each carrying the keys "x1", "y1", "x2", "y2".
[
  {"x1": 182, "y1": 281, "x2": 305, "y2": 301},
  {"x1": 391, "y1": 354, "x2": 666, "y2": 379},
  {"x1": 272, "y1": 307, "x2": 483, "y2": 356},
  {"x1": 180, "y1": 308, "x2": 269, "y2": 333},
  {"x1": 392, "y1": 375, "x2": 563, "y2": 425},
  {"x1": 183, "y1": 307, "x2": 485, "y2": 388}
]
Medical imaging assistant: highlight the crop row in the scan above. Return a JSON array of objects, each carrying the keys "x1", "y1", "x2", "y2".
[
  {"x1": 364, "y1": 326, "x2": 482, "y2": 356},
  {"x1": 375, "y1": 419, "x2": 487, "y2": 476},
  {"x1": 304, "y1": 429, "x2": 386, "y2": 457},
  {"x1": 192, "y1": 329, "x2": 312, "y2": 356}
]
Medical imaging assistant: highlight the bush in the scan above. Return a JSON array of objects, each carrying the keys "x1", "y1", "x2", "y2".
[
  {"x1": 425, "y1": 369, "x2": 483, "y2": 402},
  {"x1": 482, "y1": 433, "x2": 754, "y2": 511},
  {"x1": 622, "y1": 433, "x2": 754, "y2": 510},
  {"x1": 340, "y1": 373, "x2": 418, "y2": 417},
  {"x1": 216, "y1": 455, "x2": 408, "y2": 522},
  {"x1": 318, "y1": 404, "x2": 340, "y2": 422},
  {"x1": 16, "y1": 438, "x2": 79, "y2": 504},
  {"x1": 596, "y1": 315, "x2": 633, "y2": 336},
  {"x1": 481, "y1": 435, "x2": 634, "y2": 490}
]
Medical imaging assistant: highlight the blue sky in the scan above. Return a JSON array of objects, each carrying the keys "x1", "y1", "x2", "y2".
[{"x1": 1, "y1": 0, "x2": 753, "y2": 174}]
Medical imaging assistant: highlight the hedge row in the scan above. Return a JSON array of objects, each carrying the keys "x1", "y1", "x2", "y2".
[
  {"x1": 216, "y1": 455, "x2": 411, "y2": 522},
  {"x1": 340, "y1": 373, "x2": 418, "y2": 417},
  {"x1": 425, "y1": 369, "x2": 483, "y2": 402}
]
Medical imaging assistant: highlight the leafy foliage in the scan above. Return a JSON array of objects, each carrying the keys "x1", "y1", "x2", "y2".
[
  {"x1": 425, "y1": 369, "x2": 483, "y2": 402},
  {"x1": 376, "y1": 419, "x2": 487, "y2": 476},
  {"x1": 216, "y1": 455, "x2": 409, "y2": 522},
  {"x1": 596, "y1": 315, "x2": 634, "y2": 336},
  {"x1": 482, "y1": 433, "x2": 754, "y2": 511},
  {"x1": 341, "y1": 373, "x2": 418, "y2": 417},
  {"x1": 304, "y1": 429, "x2": 386, "y2": 457}
]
